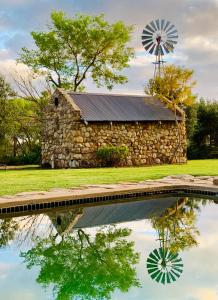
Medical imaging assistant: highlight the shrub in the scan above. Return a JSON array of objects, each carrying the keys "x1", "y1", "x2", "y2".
[
  {"x1": 96, "y1": 145, "x2": 129, "y2": 167},
  {"x1": 0, "y1": 145, "x2": 41, "y2": 165}
]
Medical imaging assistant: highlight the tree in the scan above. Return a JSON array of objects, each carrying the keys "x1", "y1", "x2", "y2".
[
  {"x1": 0, "y1": 218, "x2": 18, "y2": 248},
  {"x1": 0, "y1": 69, "x2": 52, "y2": 164},
  {"x1": 19, "y1": 11, "x2": 134, "y2": 91},
  {"x1": 185, "y1": 103, "x2": 198, "y2": 142},
  {"x1": 145, "y1": 65, "x2": 196, "y2": 109},
  {"x1": 145, "y1": 65, "x2": 197, "y2": 163},
  {"x1": 0, "y1": 75, "x2": 16, "y2": 163},
  {"x1": 0, "y1": 75, "x2": 16, "y2": 143},
  {"x1": 21, "y1": 226, "x2": 140, "y2": 300},
  {"x1": 151, "y1": 198, "x2": 199, "y2": 254},
  {"x1": 188, "y1": 99, "x2": 218, "y2": 159}
]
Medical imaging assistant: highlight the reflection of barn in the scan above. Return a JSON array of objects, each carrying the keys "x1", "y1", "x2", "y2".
[
  {"x1": 48, "y1": 197, "x2": 180, "y2": 234},
  {"x1": 48, "y1": 208, "x2": 83, "y2": 235}
]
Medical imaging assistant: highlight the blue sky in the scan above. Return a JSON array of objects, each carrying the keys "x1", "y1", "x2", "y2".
[{"x1": 0, "y1": 0, "x2": 218, "y2": 98}]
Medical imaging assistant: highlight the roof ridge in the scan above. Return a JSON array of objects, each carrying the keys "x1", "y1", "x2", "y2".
[{"x1": 67, "y1": 91, "x2": 151, "y2": 98}]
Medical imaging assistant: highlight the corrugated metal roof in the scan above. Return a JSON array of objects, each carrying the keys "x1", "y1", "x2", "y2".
[
  {"x1": 68, "y1": 92, "x2": 182, "y2": 122},
  {"x1": 73, "y1": 197, "x2": 179, "y2": 228}
]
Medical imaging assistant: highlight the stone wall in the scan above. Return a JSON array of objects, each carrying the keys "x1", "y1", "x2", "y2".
[{"x1": 41, "y1": 90, "x2": 187, "y2": 168}]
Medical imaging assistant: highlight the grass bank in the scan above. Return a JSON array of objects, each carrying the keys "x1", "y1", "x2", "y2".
[{"x1": 0, "y1": 159, "x2": 217, "y2": 196}]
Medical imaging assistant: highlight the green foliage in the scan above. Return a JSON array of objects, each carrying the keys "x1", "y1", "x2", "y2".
[
  {"x1": 0, "y1": 90, "x2": 48, "y2": 165},
  {"x1": 152, "y1": 198, "x2": 199, "y2": 253},
  {"x1": 187, "y1": 99, "x2": 218, "y2": 159},
  {"x1": 0, "y1": 218, "x2": 18, "y2": 248},
  {"x1": 21, "y1": 226, "x2": 140, "y2": 300},
  {"x1": 145, "y1": 65, "x2": 196, "y2": 108},
  {"x1": 185, "y1": 103, "x2": 198, "y2": 141},
  {"x1": 96, "y1": 145, "x2": 129, "y2": 167},
  {"x1": 19, "y1": 11, "x2": 134, "y2": 91},
  {"x1": 3, "y1": 144, "x2": 41, "y2": 165},
  {"x1": 0, "y1": 75, "x2": 16, "y2": 142}
]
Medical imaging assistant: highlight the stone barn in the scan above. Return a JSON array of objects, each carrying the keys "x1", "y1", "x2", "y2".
[{"x1": 41, "y1": 88, "x2": 186, "y2": 168}]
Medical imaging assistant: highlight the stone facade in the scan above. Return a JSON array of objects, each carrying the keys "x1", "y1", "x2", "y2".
[{"x1": 41, "y1": 89, "x2": 187, "y2": 168}]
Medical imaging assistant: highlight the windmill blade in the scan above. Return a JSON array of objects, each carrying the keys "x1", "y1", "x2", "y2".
[
  {"x1": 163, "y1": 20, "x2": 170, "y2": 31},
  {"x1": 142, "y1": 34, "x2": 153, "y2": 40},
  {"x1": 165, "y1": 41, "x2": 174, "y2": 51},
  {"x1": 167, "y1": 35, "x2": 178, "y2": 40},
  {"x1": 155, "y1": 19, "x2": 160, "y2": 30},
  {"x1": 149, "y1": 44, "x2": 156, "y2": 54},
  {"x1": 142, "y1": 38, "x2": 154, "y2": 45},
  {"x1": 160, "y1": 19, "x2": 165, "y2": 30},
  {"x1": 142, "y1": 38, "x2": 153, "y2": 45},
  {"x1": 162, "y1": 43, "x2": 170, "y2": 54},
  {"x1": 166, "y1": 24, "x2": 175, "y2": 33},
  {"x1": 166, "y1": 39, "x2": 177, "y2": 44},
  {"x1": 142, "y1": 29, "x2": 153, "y2": 36},
  {"x1": 145, "y1": 24, "x2": 156, "y2": 33},
  {"x1": 155, "y1": 45, "x2": 164, "y2": 56},
  {"x1": 155, "y1": 271, "x2": 163, "y2": 283},
  {"x1": 142, "y1": 35, "x2": 153, "y2": 41},
  {"x1": 167, "y1": 29, "x2": 178, "y2": 36},
  {"x1": 167, "y1": 33, "x2": 178, "y2": 38},
  {"x1": 147, "y1": 257, "x2": 159, "y2": 264},
  {"x1": 161, "y1": 273, "x2": 166, "y2": 285},
  {"x1": 143, "y1": 41, "x2": 154, "y2": 50},
  {"x1": 150, "y1": 20, "x2": 158, "y2": 31}
]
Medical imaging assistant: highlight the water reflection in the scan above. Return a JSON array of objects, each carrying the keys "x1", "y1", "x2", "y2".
[
  {"x1": 0, "y1": 218, "x2": 18, "y2": 248},
  {"x1": 21, "y1": 226, "x2": 140, "y2": 300},
  {"x1": 0, "y1": 196, "x2": 215, "y2": 299}
]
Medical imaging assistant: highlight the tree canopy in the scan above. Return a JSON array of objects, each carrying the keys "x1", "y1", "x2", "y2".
[
  {"x1": 0, "y1": 75, "x2": 16, "y2": 143},
  {"x1": 19, "y1": 11, "x2": 134, "y2": 91},
  {"x1": 145, "y1": 65, "x2": 196, "y2": 109},
  {"x1": 151, "y1": 198, "x2": 199, "y2": 254},
  {"x1": 187, "y1": 99, "x2": 218, "y2": 159},
  {"x1": 21, "y1": 226, "x2": 140, "y2": 300}
]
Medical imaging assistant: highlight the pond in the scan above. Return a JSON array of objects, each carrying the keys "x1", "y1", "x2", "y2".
[{"x1": 0, "y1": 195, "x2": 218, "y2": 300}]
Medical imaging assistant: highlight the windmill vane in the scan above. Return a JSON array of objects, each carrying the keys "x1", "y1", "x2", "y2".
[{"x1": 141, "y1": 19, "x2": 178, "y2": 77}]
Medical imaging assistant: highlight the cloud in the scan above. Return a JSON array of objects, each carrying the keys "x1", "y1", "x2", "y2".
[{"x1": 0, "y1": 0, "x2": 217, "y2": 98}]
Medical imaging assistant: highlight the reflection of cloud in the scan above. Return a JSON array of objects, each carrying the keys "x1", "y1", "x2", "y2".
[
  {"x1": 0, "y1": 260, "x2": 52, "y2": 299},
  {"x1": 193, "y1": 288, "x2": 218, "y2": 300}
]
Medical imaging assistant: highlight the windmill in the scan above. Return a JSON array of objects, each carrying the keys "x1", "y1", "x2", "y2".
[
  {"x1": 146, "y1": 247, "x2": 183, "y2": 284},
  {"x1": 141, "y1": 19, "x2": 178, "y2": 77}
]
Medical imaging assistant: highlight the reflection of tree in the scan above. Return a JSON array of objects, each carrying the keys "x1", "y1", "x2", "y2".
[
  {"x1": 151, "y1": 198, "x2": 200, "y2": 253},
  {"x1": 0, "y1": 218, "x2": 18, "y2": 248},
  {"x1": 21, "y1": 226, "x2": 140, "y2": 300}
]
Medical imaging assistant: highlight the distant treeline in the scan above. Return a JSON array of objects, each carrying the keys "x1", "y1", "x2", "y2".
[{"x1": 186, "y1": 99, "x2": 218, "y2": 159}]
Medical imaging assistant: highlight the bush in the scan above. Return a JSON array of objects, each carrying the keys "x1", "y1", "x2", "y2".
[
  {"x1": 0, "y1": 144, "x2": 41, "y2": 165},
  {"x1": 96, "y1": 145, "x2": 129, "y2": 167}
]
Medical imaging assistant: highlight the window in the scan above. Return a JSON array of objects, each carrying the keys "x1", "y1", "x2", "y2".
[{"x1": 54, "y1": 97, "x2": 59, "y2": 107}]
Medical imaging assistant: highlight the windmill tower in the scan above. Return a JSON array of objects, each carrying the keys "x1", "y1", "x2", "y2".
[{"x1": 141, "y1": 19, "x2": 178, "y2": 78}]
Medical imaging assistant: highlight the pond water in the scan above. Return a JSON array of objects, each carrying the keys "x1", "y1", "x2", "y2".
[{"x1": 0, "y1": 196, "x2": 218, "y2": 300}]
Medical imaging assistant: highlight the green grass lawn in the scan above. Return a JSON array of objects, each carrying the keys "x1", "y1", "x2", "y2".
[{"x1": 0, "y1": 159, "x2": 217, "y2": 196}]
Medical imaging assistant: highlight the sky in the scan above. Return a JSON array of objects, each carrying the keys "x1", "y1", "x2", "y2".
[{"x1": 0, "y1": 0, "x2": 218, "y2": 99}]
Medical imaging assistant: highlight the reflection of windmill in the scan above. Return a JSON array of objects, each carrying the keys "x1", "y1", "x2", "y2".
[
  {"x1": 147, "y1": 246, "x2": 183, "y2": 284},
  {"x1": 141, "y1": 19, "x2": 178, "y2": 77},
  {"x1": 146, "y1": 199, "x2": 185, "y2": 285}
]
